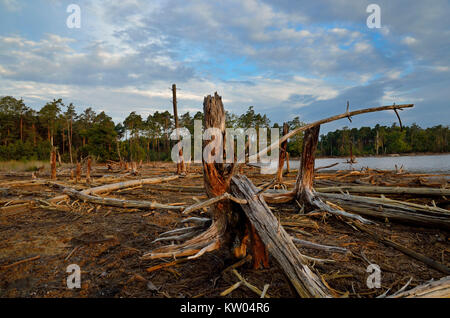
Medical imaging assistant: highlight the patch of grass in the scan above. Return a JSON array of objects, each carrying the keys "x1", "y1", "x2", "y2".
[{"x1": 0, "y1": 161, "x2": 50, "y2": 172}]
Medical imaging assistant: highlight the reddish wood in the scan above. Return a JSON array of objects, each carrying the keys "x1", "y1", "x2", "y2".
[
  {"x1": 86, "y1": 158, "x2": 92, "y2": 184},
  {"x1": 50, "y1": 150, "x2": 57, "y2": 180},
  {"x1": 76, "y1": 163, "x2": 81, "y2": 183},
  {"x1": 295, "y1": 126, "x2": 320, "y2": 205}
]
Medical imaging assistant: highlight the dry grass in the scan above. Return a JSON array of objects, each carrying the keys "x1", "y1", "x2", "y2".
[{"x1": 0, "y1": 160, "x2": 50, "y2": 172}]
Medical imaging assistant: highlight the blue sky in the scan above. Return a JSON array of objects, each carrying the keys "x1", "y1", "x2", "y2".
[{"x1": 0, "y1": 0, "x2": 449, "y2": 133}]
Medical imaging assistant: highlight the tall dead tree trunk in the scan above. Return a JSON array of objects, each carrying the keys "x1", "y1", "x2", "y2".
[
  {"x1": 294, "y1": 126, "x2": 372, "y2": 224},
  {"x1": 172, "y1": 84, "x2": 186, "y2": 175},
  {"x1": 276, "y1": 122, "x2": 289, "y2": 183}
]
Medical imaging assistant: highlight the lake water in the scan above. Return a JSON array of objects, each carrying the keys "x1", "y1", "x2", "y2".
[{"x1": 263, "y1": 154, "x2": 450, "y2": 174}]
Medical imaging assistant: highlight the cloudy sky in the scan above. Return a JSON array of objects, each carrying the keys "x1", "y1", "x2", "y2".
[{"x1": 0, "y1": 0, "x2": 449, "y2": 132}]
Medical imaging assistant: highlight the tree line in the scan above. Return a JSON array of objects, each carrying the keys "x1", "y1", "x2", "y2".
[
  {"x1": 317, "y1": 124, "x2": 449, "y2": 157},
  {"x1": 0, "y1": 96, "x2": 448, "y2": 163}
]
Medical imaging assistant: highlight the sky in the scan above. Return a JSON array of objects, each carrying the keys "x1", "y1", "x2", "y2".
[{"x1": 0, "y1": 0, "x2": 449, "y2": 133}]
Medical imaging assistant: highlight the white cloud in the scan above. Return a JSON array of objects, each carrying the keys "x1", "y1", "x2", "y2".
[
  {"x1": 0, "y1": 0, "x2": 22, "y2": 11},
  {"x1": 402, "y1": 36, "x2": 418, "y2": 45}
]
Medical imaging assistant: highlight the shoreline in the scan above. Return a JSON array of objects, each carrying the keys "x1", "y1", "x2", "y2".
[{"x1": 310, "y1": 152, "x2": 450, "y2": 160}]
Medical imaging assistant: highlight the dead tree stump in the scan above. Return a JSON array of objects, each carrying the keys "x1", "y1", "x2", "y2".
[
  {"x1": 146, "y1": 92, "x2": 268, "y2": 268},
  {"x1": 50, "y1": 149, "x2": 57, "y2": 180},
  {"x1": 294, "y1": 126, "x2": 372, "y2": 223},
  {"x1": 295, "y1": 125, "x2": 320, "y2": 207},
  {"x1": 86, "y1": 158, "x2": 92, "y2": 184}
]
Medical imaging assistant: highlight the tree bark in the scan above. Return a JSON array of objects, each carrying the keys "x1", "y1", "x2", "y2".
[
  {"x1": 231, "y1": 175, "x2": 330, "y2": 297},
  {"x1": 294, "y1": 126, "x2": 372, "y2": 224},
  {"x1": 389, "y1": 275, "x2": 450, "y2": 298},
  {"x1": 172, "y1": 84, "x2": 186, "y2": 174},
  {"x1": 276, "y1": 122, "x2": 289, "y2": 183},
  {"x1": 86, "y1": 158, "x2": 92, "y2": 184},
  {"x1": 295, "y1": 125, "x2": 320, "y2": 206},
  {"x1": 50, "y1": 149, "x2": 57, "y2": 180}
]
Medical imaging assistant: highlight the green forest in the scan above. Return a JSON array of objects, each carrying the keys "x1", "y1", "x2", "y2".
[{"x1": 0, "y1": 96, "x2": 448, "y2": 163}]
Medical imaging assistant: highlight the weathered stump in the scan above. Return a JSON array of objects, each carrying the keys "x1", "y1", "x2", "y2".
[
  {"x1": 294, "y1": 125, "x2": 320, "y2": 207},
  {"x1": 294, "y1": 126, "x2": 373, "y2": 223},
  {"x1": 50, "y1": 149, "x2": 57, "y2": 180},
  {"x1": 75, "y1": 162, "x2": 81, "y2": 184},
  {"x1": 86, "y1": 158, "x2": 92, "y2": 184}
]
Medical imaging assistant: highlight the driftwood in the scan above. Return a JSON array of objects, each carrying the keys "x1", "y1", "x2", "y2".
[
  {"x1": 48, "y1": 182, "x2": 185, "y2": 211},
  {"x1": 316, "y1": 185, "x2": 450, "y2": 197},
  {"x1": 291, "y1": 237, "x2": 349, "y2": 254},
  {"x1": 319, "y1": 192, "x2": 450, "y2": 230},
  {"x1": 48, "y1": 175, "x2": 179, "y2": 204},
  {"x1": 389, "y1": 276, "x2": 450, "y2": 298}
]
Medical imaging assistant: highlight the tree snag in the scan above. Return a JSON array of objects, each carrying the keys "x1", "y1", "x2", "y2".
[
  {"x1": 275, "y1": 122, "x2": 289, "y2": 185},
  {"x1": 144, "y1": 93, "x2": 268, "y2": 269},
  {"x1": 295, "y1": 125, "x2": 320, "y2": 207},
  {"x1": 75, "y1": 162, "x2": 81, "y2": 184},
  {"x1": 86, "y1": 157, "x2": 92, "y2": 184},
  {"x1": 294, "y1": 126, "x2": 373, "y2": 224},
  {"x1": 50, "y1": 149, "x2": 57, "y2": 180},
  {"x1": 172, "y1": 84, "x2": 186, "y2": 175}
]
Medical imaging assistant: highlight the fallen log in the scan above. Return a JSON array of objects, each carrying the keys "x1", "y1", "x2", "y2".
[
  {"x1": 48, "y1": 175, "x2": 180, "y2": 204},
  {"x1": 319, "y1": 192, "x2": 450, "y2": 230},
  {"x1": 47, "y1": 182, "x2": 185, "y2": 211},
  {"x1": 389, "y1": 276, "x2": 450, "y2": 298},
  {"x1": 231, "y1": 175, "x2": 330, "y2": 297},
  {"x1": 291, "y1": 237, "x2": 349, "y2": 254},
  {"x1": 316, "y1": 185, "x2": 450, "y2": 197}
]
